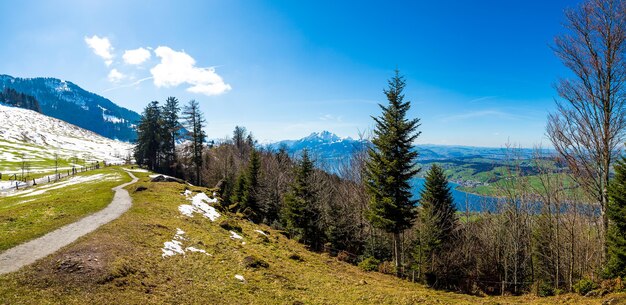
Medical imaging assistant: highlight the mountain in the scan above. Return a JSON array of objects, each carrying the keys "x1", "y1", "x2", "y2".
[
  {"x1": 270, "y1": 131, "x2": 548, "y2": 165},
  {"x1": 270, "y1": 131, "x2": 368, "y2": 165},
  {"x1": 0, "y1": 104, "x2": 133, "y2": 172},
  {"x1": 0, "y1": 75, "x2": 140, "y2": 142}
]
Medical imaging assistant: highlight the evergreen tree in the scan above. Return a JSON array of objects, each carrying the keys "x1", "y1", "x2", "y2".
[
  {"x1": 161, "y1": 96, "x2": 181, "y2": 174},
  {"x1": 607, "y1": 157, "x2": 626, "y2": 278},
  {"x1": 282, "y1": 150, "x2": 324, "y2": 250},
  {"x1": 182, "y1": 100, "x2": 206, "y2": 185},
  {"x1": 243, "y1": 148, "x2": 262, "y2": 222},
  {"x1": 134, "y1": 101, "x2": 163, "y2": 171},
  {"x1": 365, "y1": 69, "x2": 421, "y2": 276},
  {"x1": 415, "y1": 164, "x2": 458, "y2": 284},
  {"x1": 230, "y1": 171, "x2": 247, "y2": 211}
]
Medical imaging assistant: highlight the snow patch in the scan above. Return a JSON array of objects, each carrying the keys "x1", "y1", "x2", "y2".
[
  {"x1": 178, "y1": 192, "x2": 220, "y2": 221},
  {"x1": 254, "y1": 230, "x2": 268, "y2": 236},
  {"x1": 230, "y1": 231, "x2": 243, "y2": 240},
  {"x1": 161, "y1": 228, "x2": 210, "y2": 257}
]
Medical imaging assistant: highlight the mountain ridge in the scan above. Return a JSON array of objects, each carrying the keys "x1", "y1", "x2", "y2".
[{"x1": 0, "y1": 75, "x2": 140, "y2": 142}]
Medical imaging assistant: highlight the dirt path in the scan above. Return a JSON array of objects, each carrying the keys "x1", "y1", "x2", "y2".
[{"x1": 0, "y1": 170, "x2": 138, "y2": 275}]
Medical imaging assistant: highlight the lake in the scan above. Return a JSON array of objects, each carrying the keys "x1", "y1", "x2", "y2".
[{"x1": 412, "y1": 178, "x2": 499, "y2": 212}]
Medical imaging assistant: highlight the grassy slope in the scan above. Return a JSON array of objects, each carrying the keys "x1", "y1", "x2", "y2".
[
  {"x1": 0, "y1": 166, "x2": 130, "y2": 251},
  {"x1": 0, "y1": 172, "x2": 617, "y2": 304}
]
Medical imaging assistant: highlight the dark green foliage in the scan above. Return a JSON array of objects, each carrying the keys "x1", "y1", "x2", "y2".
[
  {"x1": 243, "y1": 149, "x2": 262, "y2": 222},
  {"x1": 608, "y1": 157, "x2": 626, "y2": 278},
  {"x1": 161, "y1": 97, "x2": 181, "y2": 175},
  {"x1": 282, "y1": 150, "x2": 324, "y2": 250},
  {"x1": 418, "y1": 164, "x2": 458, "y2": 253},
  {"x1": 228, "y1": 149, "x2": 262, "y2": 222},
  {"x1": 573, "y1": 278, "x2": 597, "y2": 295},
  {"x1": 182, "y1": 100, "x2": 206, "y2": 185},
  {"x1": 134, "y1": 101, "x2": 164, "y2": 171},
  {"x1": 365, "y1": 70, "x2": 420, "y2": 233},
  {"x1": 364, "y1": 69, "x2": 420, "y2": 275},
  {"x1": 358, "y1": 257, "x2": 381, "y2": 272},
  {"x1": 537, "y1": 281, "x2": 555, "y2": 297},
  {"x1": 0, "y1": 88, "x2": 41, "y2": 112},
  {"x1": 414, "y1": 164, "x2": 459, "y2": 286}
]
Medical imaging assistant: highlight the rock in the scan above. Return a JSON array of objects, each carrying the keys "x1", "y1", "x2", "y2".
[
  {"x1": 134, "y1": 186, "x2": 148, "y2": 192},
  {"x1": 288, "y1": 253, "x2": 304, "y2": 262},
  {"x1": 150, "y1": 175, "x2": 186, "y2": 184},
  {"x1": 219, "y1": 219, "x2": 242, "y2": 232},
  {"x1": 243, "y1": 255, "x2": 269, "y2": 269}
]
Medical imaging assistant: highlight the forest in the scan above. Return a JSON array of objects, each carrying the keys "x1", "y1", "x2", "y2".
[{"x1": 132, "y1": 0, "x2": 626, "y2": 298}]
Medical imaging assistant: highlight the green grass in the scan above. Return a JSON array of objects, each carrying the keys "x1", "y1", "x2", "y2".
[
  {"x1": 0, "y1": 174, "x2": 614, "y2": 304},
  {"x1": 0, "y1": 166, "x2": 131, "y2": 251}
]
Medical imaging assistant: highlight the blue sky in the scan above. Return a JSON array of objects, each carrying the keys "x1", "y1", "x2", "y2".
[{"x1": 0, "y1": 0, "x2": 580, "y2": 147}]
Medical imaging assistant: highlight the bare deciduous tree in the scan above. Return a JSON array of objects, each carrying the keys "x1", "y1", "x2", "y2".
[{"x1": 548, "y1": 0, "x2": 626, "y2": 257}]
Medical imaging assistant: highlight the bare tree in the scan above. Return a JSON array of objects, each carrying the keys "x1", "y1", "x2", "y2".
[{"x1": 548, "y1": 0, "x2": 626, "y2": 257}]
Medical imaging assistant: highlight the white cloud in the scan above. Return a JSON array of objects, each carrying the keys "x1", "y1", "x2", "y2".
[
  {"x1": 150, "y1": 46, "x2": 231, "y2": 96},
  {"x1": 123, "y1": 47, "x2": 151, "y2": 65},
  {"x1": 107, "y1": 69, "x2": 126, "y2": 83},
  {"x1": 85, "y1": 35, "x2": 114, "y2": 66}
]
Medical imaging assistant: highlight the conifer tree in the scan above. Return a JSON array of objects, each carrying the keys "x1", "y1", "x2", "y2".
[
  {"x1": 162, "y1": 96, "x2": 181, "y2": 174},
  {"x1": 365, "y1": 69, "x2": 421, "y2": 276},
  {"x1": 607, "y1": 157, "x2": 626, "y2": 277},
  {"x1": 282, "y1": 150, "x2": 323, "y2": 250},
  {"x1": 134, "y1": 101, "x2": 163, "y2": 171},
  {"x1": 243, "y1": 148, "x2": 262, "y2": 222},
  {"x1": 415, "y1": 164, "x2": 458, "y2": 282},
  {"x1": 182, "y1": 100, "x2": 206, "y2": 185}
]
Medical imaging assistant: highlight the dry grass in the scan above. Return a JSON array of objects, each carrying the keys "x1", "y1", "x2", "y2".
[{"x1": 0, "y1": 173, "x2": 620, "y2": 304}]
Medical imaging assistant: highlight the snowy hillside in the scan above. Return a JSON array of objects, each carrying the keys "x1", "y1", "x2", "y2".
[
  {"x1": 0, "y1": 75, "x2": 140, "y2": 141},
  {"x1": 0, "y1": 104, "x2": 133, "y2": 171}
]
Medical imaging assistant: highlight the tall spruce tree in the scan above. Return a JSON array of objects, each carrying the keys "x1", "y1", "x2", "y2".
[
  {"x1": 282, "y1": 150, "x2": 323, "y2": 250},
  {"x1": 161, "y1": 96, "x2": 181, "y2": 174},
  {"x1": 416, "y1": 164, "x2": 458, "y2": 283},
  {"x1": 134, "y1": 101, "x2": 163, "y2": 171},
  {"x1": 365, "y1": 69, "x2": 421, "y2": 276},
  {"x1": 607, "y1": 157, "x2": 626, "y2": 278},
  {"x1": 182, "y1": 100, "x2": 206, "y2": 185}
]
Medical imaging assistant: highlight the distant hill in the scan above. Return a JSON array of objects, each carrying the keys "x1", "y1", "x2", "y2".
[{"x1": 0, "y1": 75, "x2": 140, "y2": 142}]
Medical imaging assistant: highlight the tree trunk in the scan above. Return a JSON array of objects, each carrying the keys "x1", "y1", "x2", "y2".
[{"x1": 394, "y1": 232, "x2": 401, "y2": 278}]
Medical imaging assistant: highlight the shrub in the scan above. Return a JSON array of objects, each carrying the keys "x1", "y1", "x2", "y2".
[
  {"x1": 377, "y1": 261, "x2": 396, "y2": 275},
  {"x1": 337, "y1": 251, "x2": 354, "y2": 264},
  {"x1": 600, "y1": 277, "x2": 624, "y2": 293},
  {"x1": 358, "y1": 257, "x2": 380, "y2": 272},
  {"x1": 537, "y1": 282, "x2": 555, "y2": 297},
  {"x1": 573, "y1": 278, "x2": 597, "y2": 296}
]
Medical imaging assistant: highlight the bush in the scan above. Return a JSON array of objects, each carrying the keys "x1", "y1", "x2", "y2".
[
  {"x1": 537, "y1": 282, "x2": 555, "y2": 297},
  {"x1": 377, "y1": 261, "x2": 396, "y2": 275},
  {"x1": 358, "y1": 257, "x2": 380, "y2": 272},
  {"x1": 573, "y1": 278, "x2": 597, "y2": 296},
  {"x1": 337, "y1": 251, "x2": 354, "y2": 264},
  {"x1": 600, "y1": 277, "x2": 624, "y2": 293}
]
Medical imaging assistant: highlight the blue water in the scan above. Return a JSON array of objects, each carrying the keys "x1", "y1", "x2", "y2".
[{"x1": 412, "y1": 178, "x2": 499, "y2": 212}]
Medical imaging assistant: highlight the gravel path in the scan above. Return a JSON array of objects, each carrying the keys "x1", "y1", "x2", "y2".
[{"x1": 0, "y1": 170, "x2": 138, "y2": 275}]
